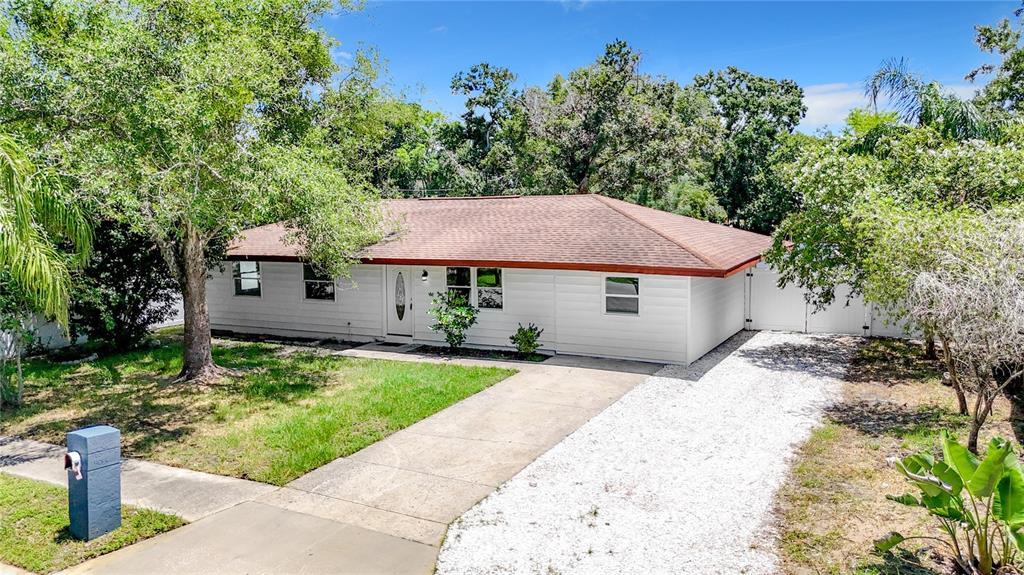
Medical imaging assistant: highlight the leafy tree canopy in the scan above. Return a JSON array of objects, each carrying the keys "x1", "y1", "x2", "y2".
[
  {"x1": 692, "y1": 66, "x2": 807, "y2": 232},
  {"x1": 765, "y1": 125, "x2": 1024, "y2": 310},
  {"x1": 970, "y1": 3, "x2": 1024, "y2": 114},
  {"x1": 0, "y1": 0, "x2": 382, "y2": 379}
]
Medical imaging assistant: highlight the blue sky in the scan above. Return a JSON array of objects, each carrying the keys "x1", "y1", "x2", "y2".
[{"x1": 321, "y1": 1, "x2": 1017, "y2": 133}]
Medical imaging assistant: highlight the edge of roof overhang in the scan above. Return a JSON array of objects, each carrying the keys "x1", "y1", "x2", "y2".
[{"x1": 224, "y1": 253, "x2": 764, "y2": 278}]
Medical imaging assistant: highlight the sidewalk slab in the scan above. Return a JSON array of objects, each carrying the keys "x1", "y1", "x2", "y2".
[
  {"x1": 0, "y1": 562, "x2": 32, "y2": 575},
  {"x1": 258, "y1": 487, "x2": 448, "y2": 546},
  {"x1": 60, "y1": 501, "x2": 438, "y2": 575},
  {"x1": 288, "y1": 459, "x2": 493, "y2": 524},
  {"x1": 408, "y1": 393, "x2": 598, "y2": 446},
  {"x1": 347, "y1": 429, "x2": 545, "y2": 487},
  {"x1": 0, "y1": 437, "x2": 276, "y2": 522}
]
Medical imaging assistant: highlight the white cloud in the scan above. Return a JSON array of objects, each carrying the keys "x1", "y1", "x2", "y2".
[
  {"x1": 430, "y1": 25, "x2": 448, "y2": 33},
  {"x1": 559, "y1": 0, "x2": 591, "y2": 11},
  {"x1": 798, "y1": 81, "x2": 984, "y2": 134},
  {"x1": 331, "y1": 46, "x2": 353, "y2": 61},
  {"x1": 947, "y1": 83, "x2": 980, "y2": 100},
  {"x1": 799, "y1": 83, "x2": 869, "y2": 134}
]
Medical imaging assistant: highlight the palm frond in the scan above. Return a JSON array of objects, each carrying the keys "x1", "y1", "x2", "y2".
[
  {"x1": 865, "y1": 57, "x2": 926, "y2": 123},
  {"x1": 0, "y1": 133, "x2": 91, "y2": 328}
]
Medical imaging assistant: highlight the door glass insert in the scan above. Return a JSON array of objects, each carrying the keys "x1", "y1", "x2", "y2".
[{"x1": 395, "y1": 272, "x2": 406, "y2": 321}]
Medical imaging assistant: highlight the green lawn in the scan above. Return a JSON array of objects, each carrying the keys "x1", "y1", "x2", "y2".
[
  {"x1": 0, "y1": 473, "x2": 183, "y2": 574},
  {"x1": 1, "y1": 335, "x2": 515, "y2": 485}
]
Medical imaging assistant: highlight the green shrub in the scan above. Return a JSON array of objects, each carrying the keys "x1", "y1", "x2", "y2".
[
  {"x1": 509, "y1": 323, "x2": 544, "y2": 357},
  {"x1": 876, "y1": 430, "x2": 1024, "y2": 574},
  {"x1": 428, "y1": 291, "x2": 478, "y2": 350}
]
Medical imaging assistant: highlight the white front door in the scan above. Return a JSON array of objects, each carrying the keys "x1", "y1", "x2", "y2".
[{"x1": 386, "y1": 265, "x2": 413, "y2": 337}]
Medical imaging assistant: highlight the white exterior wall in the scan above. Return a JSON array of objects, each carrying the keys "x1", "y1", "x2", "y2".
[
  {"x1": 412, "y1": 266, "x2": 690, "y2": 363},
  {"x1": 687, "y1": 271, "x2": 747, "y2": 363},
  {"x1": 551, "y1": 271, "x2": 688, "y2": 363},
  {"x1": 209, "y1": 262, "x2": 692, "y2": 364},
  {"x1": 207, "y1": 262, "x2": 384, "y2": 341},
  {"x1": 411, "y1": 267, "x2": 558, "y2": 350},
  {"x1": 2, "y1": 316, "x2": 86, "y2": 358}
]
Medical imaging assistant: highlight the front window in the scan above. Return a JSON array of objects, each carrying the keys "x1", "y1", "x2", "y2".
[
  {"x1": 446, "y1": 267, "x2": 504, "y2": 309},
  {"x1": 605, "y1": 277, "x2": 639, "y2": 314},
  {"x1": 476, "y1": 268, "x2": 503, "y2": 309},
  {"x1": 233, "y1": 261, "x2": 261, "y2": 297},
  {"x1": 446, "y1": 267, "x2": 471, "y2": 301},
  {"x1": 303, "y1": 264, "x2": 335, "y2": 301}
]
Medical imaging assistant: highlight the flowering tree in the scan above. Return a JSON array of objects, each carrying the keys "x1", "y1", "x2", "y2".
[{"x1": 900, "y1": 209, "x2": 1024, "y2": 452}]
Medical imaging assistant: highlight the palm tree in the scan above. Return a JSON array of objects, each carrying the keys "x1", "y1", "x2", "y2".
[
  {"x1": 0, "y1": 133, "x2": 91, "y2": 328},
  {"x1": 866, "y1": 58, "x2": 1004, "y2": 141}
]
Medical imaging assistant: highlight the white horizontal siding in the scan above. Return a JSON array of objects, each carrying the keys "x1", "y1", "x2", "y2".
[
  {"x1": 412, "y1": 267, "x2": 558, "y2": 350},
  {"x1": 688, "y1": 272, "x2": 746, "y2": 363},
  {"x1": 552, "y1": 271, "x2": 688, "y2": 363},
  {"x1": 208, "y1": 262, "x2": 384, "y2": 340},
  {"x1": 207, "y1": 262, "x2": 692, "y2": 364}
]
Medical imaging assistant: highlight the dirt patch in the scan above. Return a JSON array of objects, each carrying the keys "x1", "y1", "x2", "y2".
[{"x1": 775, "y1": 338, "x2": 1017, "y2": 575}]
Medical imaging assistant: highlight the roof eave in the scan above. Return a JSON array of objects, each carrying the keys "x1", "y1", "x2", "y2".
[{"x1": 223, "y1": 253, "x2": 763, "y2": 278}]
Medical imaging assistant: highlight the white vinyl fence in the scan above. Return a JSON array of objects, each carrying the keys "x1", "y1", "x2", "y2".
[{"x1": 744, "y1": 263, "x2": 914, "y2": 338}]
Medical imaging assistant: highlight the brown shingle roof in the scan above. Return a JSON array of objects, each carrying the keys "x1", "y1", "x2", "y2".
[{"x1": 227, "y1": 195, "x2": 772, "y2": 277}]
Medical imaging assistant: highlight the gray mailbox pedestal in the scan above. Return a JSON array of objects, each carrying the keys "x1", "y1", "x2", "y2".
[{"x1": 66, "y1": 425, "x2": 121, "y2": 540}]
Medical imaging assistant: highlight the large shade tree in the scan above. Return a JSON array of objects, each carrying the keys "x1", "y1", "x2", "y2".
[
  {"x1": 1, "y1": 0, "x2": 382, "y2": 381},
  {"x1": 693, "y1": 66, "x2": 806, "y2": 233},
  {"x1": 523, "y1": 41, "x2": 722, "y2": 206},
  {"x1": 766, "y1": 123, "x2": 1024, "y2": 449}
]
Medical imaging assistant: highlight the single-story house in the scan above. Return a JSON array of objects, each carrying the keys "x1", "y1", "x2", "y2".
[{"x1": 211, "y1": 194, "x2": 773, "y2": 364}]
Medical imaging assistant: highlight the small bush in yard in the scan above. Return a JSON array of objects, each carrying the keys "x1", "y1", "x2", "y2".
[
  {"x1": 428, "y1": 291, "x2": 478, "y2": 351},
  {"x1": 510, "y1": 323, "x2": 544, "y2": 358},
  {"x1": 876, "y1": 430, "x2": 1024, "y2": 575}
]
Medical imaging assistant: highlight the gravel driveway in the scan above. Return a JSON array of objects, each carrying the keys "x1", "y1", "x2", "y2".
[{"x1": 436, "y1": 331, "x2": 859, "y2": 575}]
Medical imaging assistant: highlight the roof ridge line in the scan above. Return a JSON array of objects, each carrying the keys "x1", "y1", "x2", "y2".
[{"x1": 589, "y1": 194, "x2": 723, "y2": 269}]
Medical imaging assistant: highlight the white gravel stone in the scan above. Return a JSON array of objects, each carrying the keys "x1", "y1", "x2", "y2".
[{"x1": 436, "y1": 331, "x2": 859, "y2": 575}]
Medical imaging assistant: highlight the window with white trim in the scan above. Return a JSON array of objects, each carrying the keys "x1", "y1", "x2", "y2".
[
  {"x1": 476, "y1": 268, "x2": 502, "y2": 309},
  {"x1": 233, "y1": 261, "x2": 261, "y2": 297},
  {"x1": 446, "y1": 267, "x2": 472, "y2": 301},
  {"x1": 445, "y1": 267, "x2": 503, "y2": 310},
  {"x1": 605, "y1": 276, "x2": 639, "y2": 314},
  {"x1": 303, "y1": 264, "x2": 335, "y2": 301}
]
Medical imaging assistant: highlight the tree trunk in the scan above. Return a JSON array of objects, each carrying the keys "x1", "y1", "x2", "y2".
[
  {"x1": 176, "y1": 227, "x2": 220, "y2": 382},
  {"x1": 968, "y1": 391, "x2": 993, "y2": 455},
  {"x1": 14, "y1": 349, "x2": 22, "y2": 406},
  {"x1": 924, "y1": 334, "x2": 937, "y2": 360},
  {"x1": 940, "y1": 335, "x2": 969, "y2": 416},
  {"x1": 968, "y1": 414, "x2": 984, "y2": 455}
]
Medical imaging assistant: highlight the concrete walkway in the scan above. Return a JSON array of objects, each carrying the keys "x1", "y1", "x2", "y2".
[
  {"x1": 0, "y1": 437, "x2": 276, "y2": 522},
  {"x1": 7, "y1": 348, "x2": 658, "y2": 575}
]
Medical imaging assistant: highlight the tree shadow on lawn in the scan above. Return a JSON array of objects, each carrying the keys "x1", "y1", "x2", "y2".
[
  {"x1": 846, "y1": 338, "x2": 942, "y2": 388},
  {"x1": 3, "y1": 341, "x2": 331, "y2": 457},
  {"x1": 826, "y1": 399, "x2": 964, "y2": 440},
  {"x1": 871, "y1": 547, "x2": 951, "y2": 575},
  {"x1": 1006, "y1": 400, "x2": 1024, "y2": 447}
]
